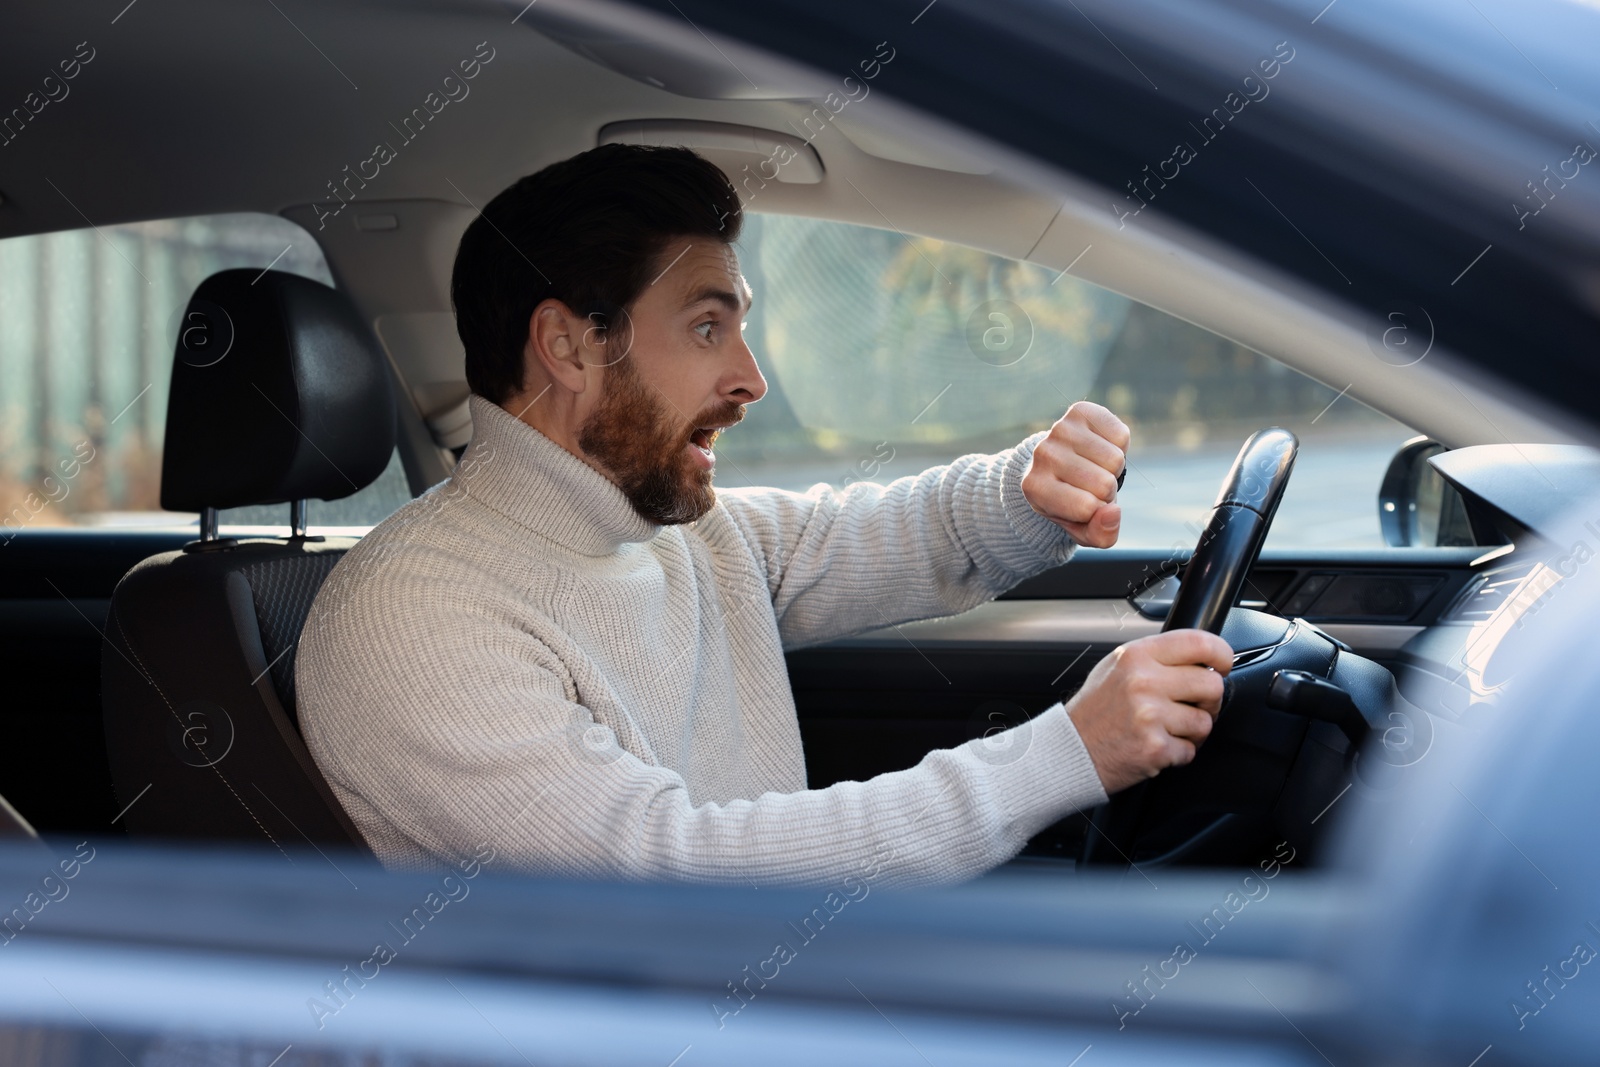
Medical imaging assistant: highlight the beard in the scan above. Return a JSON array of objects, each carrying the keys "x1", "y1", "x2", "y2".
[{"x1": 577, "y1": 353, "x2": 744, "y2": 526}]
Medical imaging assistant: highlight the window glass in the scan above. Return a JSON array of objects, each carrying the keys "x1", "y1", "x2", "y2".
[
  {"x1": 217, "y1": 449, "x2": 413, "y2": 534},
  {"x1": 0, "y1": 213, "x2": 409, "y2": 536},
  {"x1": 717, "y1": 213, "x2": 1416, "y2": 549}
]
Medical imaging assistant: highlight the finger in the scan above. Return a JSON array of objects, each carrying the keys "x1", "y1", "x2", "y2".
[
  {"x1": 1063, "y1": 422, "x2": 1127, "y2": 479},
  {"x1": 1067, "y1": 401, "x2": 1131, "y2": 453},
  {"x1": 1035, "y1": 431, "x2": 1123, "y2": 494},
  {"x1": 1056, "y1": 452, "x2": 1120, "y2": 502},
  {"x1": 1093, "y1": 502, "x2": 1121, "y2": 537},
  {"x1": 1063, "y1": 518, "x2": 1116, "y2": 549},
  {"x1": 1063, "y1": 504, "x2": 1121, "y2": 548},
  {"x1": 1147, "y1": 629, "x2": 1235, "y2": 675},
  {"x1": 1158, "y1": 701, "x2": 1217, "y2": 744},
  {"x1": 1156, "y1": 663, "x2": 1227, "y2": 713},
  {"x1": 1157, "y1": 734, "x2": 1198, "y2": 772},
  {"x1": 1026, "y1": 476, "x2": 1105, "y2": 526}
]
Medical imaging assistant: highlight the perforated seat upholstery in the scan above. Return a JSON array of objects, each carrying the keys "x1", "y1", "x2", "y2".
[
  {"x1": 101, "y1": 269, "x2": 396, "y2": 849},
  {"x1": 241, "y1": 551, "x2": 346, "y2": 718}
]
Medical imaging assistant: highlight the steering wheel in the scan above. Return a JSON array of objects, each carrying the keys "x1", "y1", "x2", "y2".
[
  {"x1": 1081, "y1": 427, "x2": 1299, "y2": 867},
  {"x1": 1161, "y1": 427, "x2": 1298, "y2": 633}
]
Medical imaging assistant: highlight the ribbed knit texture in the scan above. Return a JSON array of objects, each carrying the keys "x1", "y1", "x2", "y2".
[{"x1": 297, "y1": 396, "x2": 1108, "y2": 887}]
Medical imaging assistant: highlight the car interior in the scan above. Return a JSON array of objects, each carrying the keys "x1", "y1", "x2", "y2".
[{"x1": 1, "y1": 0, "x2": 1590, "y2": 880}]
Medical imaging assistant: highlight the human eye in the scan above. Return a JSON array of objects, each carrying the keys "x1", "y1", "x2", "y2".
[{"x1": 693, "y1": 319, "x2": 716, "y2": 341}]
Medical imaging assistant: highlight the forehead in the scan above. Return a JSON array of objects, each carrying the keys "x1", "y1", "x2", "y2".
[{"x1": 658, "y1": 238, "x2": 749, "y2": 306}]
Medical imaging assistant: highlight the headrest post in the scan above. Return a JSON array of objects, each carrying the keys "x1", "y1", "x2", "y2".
[
  {"x1": 290, "y1": 500, "x2": 308, "y2": 539},
  {"x1": 199, "y1": 507, "x2": 219, "y2": 542}
]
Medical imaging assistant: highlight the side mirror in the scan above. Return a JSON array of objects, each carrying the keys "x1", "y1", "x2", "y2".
[{"x1": 1378, "y1": 436, "x2": 1475, "y2": 546}]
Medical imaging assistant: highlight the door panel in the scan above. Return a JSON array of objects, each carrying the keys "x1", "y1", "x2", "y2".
[{"x1": 0, "y1": 530, "x2": 191, "y2": 834}]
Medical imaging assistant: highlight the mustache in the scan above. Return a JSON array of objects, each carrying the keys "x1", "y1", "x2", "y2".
[{"x1": 681, "y1": 402, "x2": 746, "y2": 447}]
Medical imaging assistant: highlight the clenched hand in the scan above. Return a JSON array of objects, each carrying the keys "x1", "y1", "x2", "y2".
[
  {"x1": 1021, "y1": 401, "x2": 1130, "y2": 548},
  {"x1": 1066, "y1": 630, "x2": 1235, "y2": 795}
]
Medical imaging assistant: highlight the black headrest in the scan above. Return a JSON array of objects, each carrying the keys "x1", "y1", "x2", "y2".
[{"x1": 160, "y1": 269, "x2": 396, "y2": 512}]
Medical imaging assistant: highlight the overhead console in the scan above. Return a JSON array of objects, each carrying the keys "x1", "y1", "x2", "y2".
[{"x1": 599, "y1": 120, "x2": 823, "y2": 184}]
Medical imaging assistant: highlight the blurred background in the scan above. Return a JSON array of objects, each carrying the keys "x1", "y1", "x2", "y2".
[
  {"x1": 0, "y1": 210, "x2": 1413, "y2": 548},
  {"x1": 721, "y1": 213, "x2": 1414, "y2": 549}
]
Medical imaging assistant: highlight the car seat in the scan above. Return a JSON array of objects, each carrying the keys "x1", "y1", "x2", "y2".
[{"x1": 100, "y1": 268, "x2": 396, "y2": 852}]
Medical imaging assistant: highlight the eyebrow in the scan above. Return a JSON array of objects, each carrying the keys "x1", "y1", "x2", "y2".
[{"x1": 680, "y1": 284, "x2": 752, "y2": 314}]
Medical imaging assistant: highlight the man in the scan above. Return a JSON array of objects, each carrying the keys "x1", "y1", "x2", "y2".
[{"x1": 297, "y1": 144, "x2": 1232, "y2": 886}]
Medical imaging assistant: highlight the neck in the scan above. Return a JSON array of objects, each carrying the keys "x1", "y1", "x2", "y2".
[
  {"x1": 461, "y1": 395, "x2": 661, "y2": 554},
  {"x1": 499, "y1": 383, "x2": 604, "y2": 480}
]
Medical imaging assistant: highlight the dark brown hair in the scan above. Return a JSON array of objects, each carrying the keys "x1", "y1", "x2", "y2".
[{"x1": 452, "y1": 144, "x2": 743, "y2": 404}]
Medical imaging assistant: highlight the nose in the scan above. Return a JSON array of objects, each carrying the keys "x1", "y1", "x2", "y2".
[{"x1": 727, "y1": 331, "x2": 767, "y2": 404}]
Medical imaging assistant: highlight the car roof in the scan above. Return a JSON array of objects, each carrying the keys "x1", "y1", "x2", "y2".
[{"x1": 2, "y1": 0, "x2": 1596, "y2": 448}]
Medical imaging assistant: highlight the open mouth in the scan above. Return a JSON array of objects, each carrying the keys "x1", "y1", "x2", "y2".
[
  {"x1": 689, "y1": 426, "x2": 719, "y2": 455},
  {"x1": 687, "y1": 426, "x2": 721, "y2": 467},
  {"x1": 685, "y1": 411, "x2": 742, "y2": 470}
]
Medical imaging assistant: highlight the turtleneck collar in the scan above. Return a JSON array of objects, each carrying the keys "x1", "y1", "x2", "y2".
[{"x1": 450, "y1": 394, "x2": 661, "y2": 556}]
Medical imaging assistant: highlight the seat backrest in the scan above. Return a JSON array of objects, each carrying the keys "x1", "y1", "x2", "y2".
[
  {"x1": 101, "y1": 269, "x2": 395, "y2": 851},
  {"x1": 239, "y1": 550, "x2": 347, "y2": 715},
  {"x1": 104, "y1": 540, "x2": 365, "y2": 847}
]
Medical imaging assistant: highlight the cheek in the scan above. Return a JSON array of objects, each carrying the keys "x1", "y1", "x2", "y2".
[{"x1": 648, "y1": 366, "x2": 720, "y2": 422}]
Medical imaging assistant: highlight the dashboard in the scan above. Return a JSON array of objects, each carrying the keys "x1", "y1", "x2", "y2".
[
  {"x1": 1389, "y1": 443, "x2": 1600, "y2": 759},
  {"x1": 790, "y1": 441, "x2": 1600, "y2": 867}
]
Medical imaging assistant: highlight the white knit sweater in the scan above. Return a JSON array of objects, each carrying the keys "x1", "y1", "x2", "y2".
[{"x1": 297, "y1": 396, "x2": 1108, "y2": 887}]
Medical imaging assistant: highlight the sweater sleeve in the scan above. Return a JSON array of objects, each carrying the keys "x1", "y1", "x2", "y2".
[
  {"x1": 715, "y1": 432, "x2": 1079, "y2": 649},
  {"x1": 297, "y1": 564, "x2": 1108, "y2": 888}
]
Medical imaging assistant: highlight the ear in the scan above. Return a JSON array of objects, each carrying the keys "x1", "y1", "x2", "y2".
[{"x1": 525, "y1": 298, "x2": 599, "y2": 394}]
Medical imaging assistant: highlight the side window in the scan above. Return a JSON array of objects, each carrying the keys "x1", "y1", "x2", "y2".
[
  {"x1": 719, "y1": 213, "x2": 1418, "y2": 549},
  {"x1": 0, "y1": 213, "x2": 410, "y2": 537}
]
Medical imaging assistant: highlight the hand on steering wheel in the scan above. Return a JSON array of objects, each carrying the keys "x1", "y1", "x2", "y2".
[
  {"x1": 1078, "y1": 427, "x2": 1299, "y2": 866},
  {"x1": 1067, "y1": 629, "x2": 1233, "y2": 794}
]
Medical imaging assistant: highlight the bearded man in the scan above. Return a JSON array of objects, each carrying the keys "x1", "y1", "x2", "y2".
[{"x1": 297, "y1": 144, "x2": 1232, "y2": 885}]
